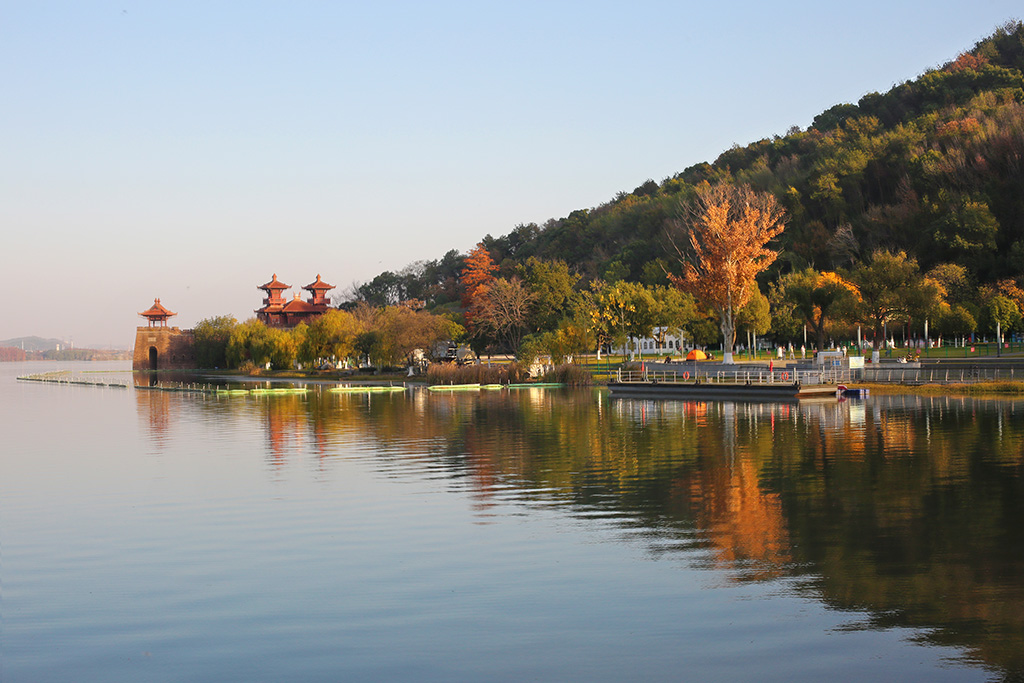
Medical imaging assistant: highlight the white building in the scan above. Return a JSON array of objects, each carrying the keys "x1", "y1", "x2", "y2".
[{"x1": 608, "y1": 327, "x2": 687, "y2": 358}]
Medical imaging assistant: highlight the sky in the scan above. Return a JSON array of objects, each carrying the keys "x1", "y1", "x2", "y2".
[{"x1": 2, "y1": 1, "x2": 1021, "y2": 347}]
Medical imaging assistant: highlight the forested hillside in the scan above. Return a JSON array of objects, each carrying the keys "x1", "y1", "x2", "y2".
[{"x1": 352, "y1": 22, "x2": 1024, "y2": 307}]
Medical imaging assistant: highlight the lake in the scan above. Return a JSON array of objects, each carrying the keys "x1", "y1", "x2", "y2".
[{"x1": 2, "y1": 361, "x2": 1022, "y2": 682}]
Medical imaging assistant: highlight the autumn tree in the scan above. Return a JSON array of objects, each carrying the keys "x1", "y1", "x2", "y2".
[
  {"x1": 299, "y1": 309, "x2": 363, "y2": 367},
  {"x1": 779, "y1": 269, "x2": 860, "y2": 352},
  {"x1": 460, "y1": 242, "x2": 498, "y2": 308},
  {"x1": 372, "y1": 306, "x2": 462, "y2": 367},
  {"x1": 470, "y1": 277, "x2": 535, "y2": 353},
  {"x1": 666, "y1": 183, "x2": 786, "y2": 363},
  {"x1": 0, "y1": 346, "x2": 26, "y2": 362}
]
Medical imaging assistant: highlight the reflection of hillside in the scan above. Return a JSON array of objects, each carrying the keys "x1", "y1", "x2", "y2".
[
  {"x1": 137, "y1": 386, "x2": 1024, "y2": 677},
  {"x1": 765, "y1": 396, "x2": 1024, "y2": 674}
]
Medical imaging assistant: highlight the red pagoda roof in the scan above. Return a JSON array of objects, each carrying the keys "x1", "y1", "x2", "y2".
[
  {"x1": 303, "y1": 274, "x2": 335, "y2": 292},
  {"x1": 282, "y1": 294, "x2": 317, "y2": 313},
  {"x1": 139, "y1": 298, "x2": 176, "y2": 321},
  {"x1": 259, "y1": 273, "x2": 290, "y2": 291}
]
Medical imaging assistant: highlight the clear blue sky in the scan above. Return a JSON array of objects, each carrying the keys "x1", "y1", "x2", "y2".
[{"x1": 2, "y1": 1, "x2": 1020, "y2": 347}]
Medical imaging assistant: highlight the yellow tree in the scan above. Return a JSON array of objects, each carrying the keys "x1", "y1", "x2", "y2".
[
  {"x1": 299, "y1": 309, "x2": 363, "y2": 367},
  {"x1": 667, "y1": 183, "x2": 786, "y2": 363}
]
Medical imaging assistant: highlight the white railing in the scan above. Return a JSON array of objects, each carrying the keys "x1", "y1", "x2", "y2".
[{"x1": 862, "y1": 366, "x2": 1020, "y2": 384}]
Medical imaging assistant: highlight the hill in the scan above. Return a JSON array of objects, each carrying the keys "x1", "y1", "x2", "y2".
[
  {"x1": 350, "y1": 21, "x2": 1024, "y2": 309},
  {"x1": 0, "y1": 336, "x2": 68, "y2": 352}
]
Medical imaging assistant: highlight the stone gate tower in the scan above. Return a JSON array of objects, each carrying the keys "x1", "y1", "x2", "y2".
[{"x1": 132, "y1": 299, "x2": 195, "y2": 370}]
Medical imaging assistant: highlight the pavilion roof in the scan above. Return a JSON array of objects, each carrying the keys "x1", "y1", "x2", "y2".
[
  {"x1": 259, "y1": 273, "x2": 290, "y2": 291},
  {"x1": 282, "y1": 294, "x2": 317, "y2": 312},
  {"x1": 303, "y1": 274, "x2": 335, "y2": 292},
  {"x1": 139, "y1": 298, "x2": 176, "y2": 320}
]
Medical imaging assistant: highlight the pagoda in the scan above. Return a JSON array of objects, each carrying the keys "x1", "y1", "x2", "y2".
[
  {"x1": 139, "y1": 298, "x2": 176, "y2": 327},
  {"x1": 256, "y1": 273, "x2": 335, "y2": 327},
  {"x1": 255, "y1": 274, "x2": 291, "y2": 327},
  {"x1": 304, "y1": 274, "x2": 335, "y2": 307}
]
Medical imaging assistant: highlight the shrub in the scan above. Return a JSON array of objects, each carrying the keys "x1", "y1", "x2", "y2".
[{"x1": 238, "y1": 360, "x2": 261, "y2": 376}]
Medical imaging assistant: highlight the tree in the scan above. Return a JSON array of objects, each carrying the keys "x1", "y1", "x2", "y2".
[
  {"x1": 193, "y1": 315, "x2": 237, "y2": 368},
  {"x1": 666, "y1": 182, "x2": 786, "y2": 363},
  {"x1": 737, "y1": 287, "x2": 771, "y2": 337},
  {"x1": 687, "y1": 316, "x2": 721, "y2": 348},
  {"x1": 460, "y1": 243, "x2": 498, "y2": 308},
  {"x1": 649, "y1": 285, "x2": 698, "y2": 350},
  {"x1": 736, "y1": 286, "x2": 772, "y2": 356},
  {"x1": 373, "y1": 306, "x2": 460, "y2": 367},
  {"x1": 227, "y1": 318, "x2": 272, "y2": 368},
  {"x1": 982, "y1": 295, "x2": 1021, "y2": 336},
  {"x1": 850, "y1": 250, "x2": 942, "y2": 350},
  {"x1": 518, "y1": 257, "x2": 581, "y2": 333},
  {"x1": 927, "y1": 263, "x2": 973, "y2": 304},
  {"x1": 266, "y1": 326, "x2": 300, "y2": 370},
  {"x1": 590, "y1": 281, "x2": 659, "y2": 359},
  {"x1": 470, "y1": 277, "x2": 535, "y2": 353},
  {"x1": 299, "y1": 309, "x2": 362, "y2": 367},
  {"x1": 779, "y1": 269, "x2": 860, "y2": 351},
  {"x1": 934, "y1": 304, "x2": 977, "y2": 343}
]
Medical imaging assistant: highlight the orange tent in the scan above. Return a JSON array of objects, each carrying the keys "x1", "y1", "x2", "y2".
[{"x1": 685, "y1": 349, "x2": 708, "y2": 361}]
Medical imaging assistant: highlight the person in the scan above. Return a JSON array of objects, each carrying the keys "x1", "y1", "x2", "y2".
[{"x1": 800, "y1": 344, "x2": 806, "y2": 359}]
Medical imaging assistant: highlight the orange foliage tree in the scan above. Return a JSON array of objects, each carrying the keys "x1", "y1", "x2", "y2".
[
  {"x1": 667, "y1": 183, "x2": 786, "y2": 363},
  {"x1": 460, "y1": 242, "x2": 499, "y2": 309}
]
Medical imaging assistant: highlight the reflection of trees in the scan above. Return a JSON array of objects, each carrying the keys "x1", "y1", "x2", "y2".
[
  {"x1": 140, "y1": 386, "x2": 1024, "y2": 677},
  {"x1": 763, "y1": 395, "x2": 1024, "y2": 674}
]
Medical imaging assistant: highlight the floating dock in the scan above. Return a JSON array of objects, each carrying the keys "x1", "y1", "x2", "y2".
[
  {"x1": 608, "y1": 377, "x2": 839, "y2": 402},
  {"x1": 329, "y1": 385, "x2": 406, "y2": 393}
]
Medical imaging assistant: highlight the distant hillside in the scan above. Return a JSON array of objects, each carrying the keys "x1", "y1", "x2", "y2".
[
  {"x1": 0, "y1": 336, "x2": 67, "y2": 352},
  {"x1": 351, "y1": 21, "x2": 1024, "y2": 308}
]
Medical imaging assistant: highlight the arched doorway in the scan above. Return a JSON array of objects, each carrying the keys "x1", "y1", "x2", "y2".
[{"x1": 149, "y1": 346, "x2": 158, "y2": 370}]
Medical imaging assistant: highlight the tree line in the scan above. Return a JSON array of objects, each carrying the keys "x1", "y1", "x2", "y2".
[{"x1": 195, "y1": 23, "x2": 1024, "y2": 369}]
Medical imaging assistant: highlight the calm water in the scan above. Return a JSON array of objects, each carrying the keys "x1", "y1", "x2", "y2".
[{"x1": 2, "y1": 362, "x2": 1022, "y2": 682}]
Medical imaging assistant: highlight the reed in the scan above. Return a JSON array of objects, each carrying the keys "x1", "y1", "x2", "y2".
[
  {"x1": 426, "y1": 363, "x2": 527, "y2": 385},
  {"x1": 541, "y1": 364, "x2": 593, "y2": 387}
]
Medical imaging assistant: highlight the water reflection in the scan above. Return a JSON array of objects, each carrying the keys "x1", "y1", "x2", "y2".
[{"x1": 134, "y1": 386, "x2": 1024, "y2": 677}]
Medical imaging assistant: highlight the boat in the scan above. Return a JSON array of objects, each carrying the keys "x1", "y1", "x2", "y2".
[{"x1": 607, "y1": 379, "x2": 838, "y2": 402}]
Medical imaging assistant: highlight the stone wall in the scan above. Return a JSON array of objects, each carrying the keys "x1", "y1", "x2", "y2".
[{"x1": 132, "y1": 326, "x2": 196, "y2": 370}]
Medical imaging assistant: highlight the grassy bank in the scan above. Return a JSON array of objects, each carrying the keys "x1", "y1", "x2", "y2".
[{"x1": 858, "y1": 381, "x2": 1024, "y2": 396}]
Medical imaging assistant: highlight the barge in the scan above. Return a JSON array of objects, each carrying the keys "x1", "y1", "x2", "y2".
[{"x1": 607, "y1": 380, "x2": 839, "y2": 401}]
